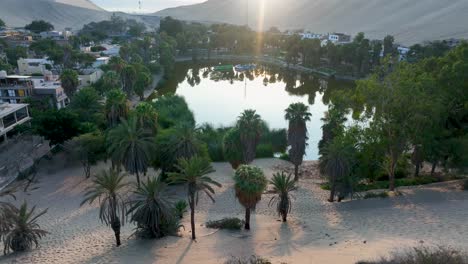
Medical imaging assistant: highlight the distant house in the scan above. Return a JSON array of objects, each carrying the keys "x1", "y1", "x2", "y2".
[
  {"x1": 78, "y1": 69, "x2": 104, "y2": 89},
  {"x1": 397, "y1": 46, "x2": 410, "y2": 61},
  {"x1": 0, "y1": 102, "x2": 31, "y2": 142},
  {"x1": 92, "y1": 57, "x2": 110, "y2": 69},
  {"x1": 17, "y1": 58, "x2": 53, "y2": 76},
  {"x1": 300, "y1": 33, "x2": 324, "y2": 40},
  {"x1": 328, "y1": 33, "x2": 352, "y2": 44},
  {"x1": 31, "y1": 73, "x2": 69, "y2": 109},
  {"x1": 39, "y1": 30, "x2": 72, "y2": 40},
  {"x1": 0, "y1": 71, "x2": 34, "y2": 104}
]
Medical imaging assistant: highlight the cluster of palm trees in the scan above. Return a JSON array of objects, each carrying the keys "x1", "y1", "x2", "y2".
[
  {"x1": 0, "y1": 99, "x2": 312, "y2": 253},
  {"x1": 81, "y1": 102, "x2": 311, "y2": 244}
]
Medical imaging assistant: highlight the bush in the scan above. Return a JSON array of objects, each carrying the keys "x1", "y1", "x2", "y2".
[
  {"x1": 356, "y1": 246, "x2": 468, "y2": 264},
  {"x1": 363, "y1": 192, "x2": 389, "y2": 199},
  {"x1": 206, "y1": 217, "x2": 244, "y2": 230},
  {"x1": 223, "y1": 127, "x2": 243, "y2": 168},
  {"x1": 225, "y1": 255, "x2": 272, "y2": 264},
  {"x1": 462, "y1": 178, "x2": 468, "y2": 191},
  {"x1": 279, "y1": 152, "x2": 289, "y2": 161},
  {"x1": 260, "y1": 128, "x2": 287, "y2": 153},
  {"x1": 198, "y1": 124, "x2": 228, "y2": 162},
  {"x1": 174, "y1": 200, "x2": 188, "y2": 219},
  {"x1": 256, "y1": 144, "x2": 274, "y2": 158}
]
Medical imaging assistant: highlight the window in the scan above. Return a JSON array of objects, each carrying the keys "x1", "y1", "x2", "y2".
[{"x1": 7, "y1": 90, "x2": 15, "y2": 97}]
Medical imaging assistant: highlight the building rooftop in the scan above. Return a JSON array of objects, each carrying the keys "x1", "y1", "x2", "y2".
[
  {"x1": 4, "y1": 75, "x2": 32, "y2": 79},
  {"x1": 0, "y1": 103, "x2": 28, "y2": 117}
]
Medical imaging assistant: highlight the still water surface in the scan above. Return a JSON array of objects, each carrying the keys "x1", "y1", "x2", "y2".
[{"x1": 158, "y1": 62, "x2": 355, "y2": 160}]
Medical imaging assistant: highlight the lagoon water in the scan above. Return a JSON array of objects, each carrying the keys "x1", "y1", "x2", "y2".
[{"x1": 158, "y1": 62, "x2": 354, "y2": 160}]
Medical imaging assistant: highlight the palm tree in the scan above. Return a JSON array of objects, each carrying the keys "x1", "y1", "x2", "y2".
[
  {"x1": 3, "y1": 202, "x2": 48, "y2": 254},
  {"x1": 127, "y1": 175, "x2": 174, "y2": 238},
  {"x1": 133, "y1": 102, "x2": 158, "y2": 133},
  {"x1": 268, "y1": 172, "x2": 296, "y2": 222},
  {"x1": 134, "y1": 72, "x2": 152, "y2": 101},
  {"x1": 81, "y1": 169, "x2": 128, "y2": 246},
  {"x1": 237, "y1": 109, "x2": 263, "y2": 164},
  {"x1": 319, "y1": 137, "x2": 354, "y2": 202},
  {"x1": 107, "y1": 117, "x2": 156, "y2": 187},
  {"x1": 105, "y1": 89, "x2": 129, "y2": 128},
  {"x1": 60, "y1": 69, "x2": 79, "y2": 97},
  {"x1": 168, "y1": 156, "x2": 221, "y2": 240},
  {"x1": 233, "y1": 165, "x2": 268, "y2": 230},
  {"x1": 120, "y1": 65, "x2": 136, "y2": 96},
  {"x1": 69, "y1": 87, "x2": 104, "y2": 124},
  {"x1": 285, "y1": 103, "x2": 312, "y2": 181}
]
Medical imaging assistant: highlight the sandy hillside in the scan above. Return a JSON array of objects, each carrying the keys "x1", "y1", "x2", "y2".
[
  {"x1": 155, "y1": 0, "x2": 468, "y2": 45},
  {"x1": 0, "y1": 0, "x2": 160, "y2": 31},
  {"x1": 0, "y1": 155, "x2": 467, "y2": 264}
]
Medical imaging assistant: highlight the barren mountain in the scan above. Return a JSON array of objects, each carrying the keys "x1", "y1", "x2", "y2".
[
  {"x1": 155, "y1": 0, "x2": 468, "y2": 45},
  {"x1": 0, "y1": 0, "x2": 160, "y2": 31}
]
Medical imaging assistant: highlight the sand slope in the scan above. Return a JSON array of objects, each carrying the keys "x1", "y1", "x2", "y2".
[
  {"x1": 1, "y1": 155, "x2": 468, "y2": 264},
  {"x1": 155, "y1": 0, "x2": 468, "y2": 45},
  {"x1": 0, "y1": 0, "x2": 161, "y2": 31}
]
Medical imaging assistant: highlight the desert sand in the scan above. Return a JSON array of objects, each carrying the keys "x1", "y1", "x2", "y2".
[{"x1": 0, "y1": 154, "x2": 467, "y2": 264}]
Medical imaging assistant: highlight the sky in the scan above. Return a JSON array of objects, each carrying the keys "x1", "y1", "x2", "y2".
[{"x1": 91, "y1": 0, "x2": 205, "y2": 13}]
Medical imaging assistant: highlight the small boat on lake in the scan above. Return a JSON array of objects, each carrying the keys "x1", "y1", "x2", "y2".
[{"x1": 234, "y1": 64, "x2": 256, "y2": 71}]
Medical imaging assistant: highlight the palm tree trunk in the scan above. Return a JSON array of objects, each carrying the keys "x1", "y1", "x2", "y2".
[
  {"x1": 389, "y1": 160, "x2": 396, "y2": 192},
  {"x1": 110, "y1": 196, "x2": 121, "y2": 247},
  {"x1": 245, "y1": 208, "x2": 251, "y2": 230},
  {"x1": 328, "y1": 183, "x2": 336, "y2": 202},
  {"x1": 190, "y1": 193, "x2": 196, "y2": 240},
  {"x1": 111, "y1": 219, "x2": 121, "y2": 246},
  {"x1": 136, "y1": 171, "x2": 141, "y2": 187},
  {"x1": 294, "y1": 164, "x2": 299, "y2": 181},
  {"x1": 414, "y1": 161, "x2": 420, "y2": 178},
  {"x1": 431, "y1": 162, "x2": 437, "y2": 175},
  {"x1": 282, "y1": 210, "x2": 287, "y2": 222}
]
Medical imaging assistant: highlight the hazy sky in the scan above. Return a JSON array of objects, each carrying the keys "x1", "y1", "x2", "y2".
[{"x1": 91, "y1": 0, "x2": 205, "y2": 13}]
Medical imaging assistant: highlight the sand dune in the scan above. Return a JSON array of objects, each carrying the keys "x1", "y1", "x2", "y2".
[
  {"x1": 0, "y1": 0, "x2": 160, "y2": 31},
  {"x1": 1, "y1": 155, "x2": 467, "y2": 264},
  {"x1": 155, "y1": 0, "x2": 468, "y2": 45}
]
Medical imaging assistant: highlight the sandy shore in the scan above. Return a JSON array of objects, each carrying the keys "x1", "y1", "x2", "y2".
[{"x1": 1, "y1": 155, "x2": 468, "y2": 264}]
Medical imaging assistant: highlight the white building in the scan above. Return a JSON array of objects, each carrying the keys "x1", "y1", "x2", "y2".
[
  {"x1": 78, "y1": 69, "x2": 104, "y2": 89},
  {"x1": 92, "y1": 57, "x2": 110, "y2": 69},
  {"x1": 299, "y1": 33, "x2": 324, "y2": 40},
  {"x1": 397, "y1": 46, "x2": 410, "y2": 61},
  {"x1": 39, "y1": 30, "x2": 72, "y2": 40},
  {"x1": 17, "y1": 58, "x2": 53, "y2": 75},
  {"x1": 0, "y1": 103, "x2": 31, "y2": 142}
]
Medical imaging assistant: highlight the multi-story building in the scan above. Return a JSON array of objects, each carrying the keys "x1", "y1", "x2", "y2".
[
  {"x1": 0, "y1": 71, "x2": 33, "y2": 104},
  {"x1": 0, "y1": 102, "x2": 31, "y2": 142},
  {"x1": 31, "y1": 74, "x2": 69, "y2": 109},
  {"x1": 17, "y1": 58, "x2": 54, "y2": 75}
]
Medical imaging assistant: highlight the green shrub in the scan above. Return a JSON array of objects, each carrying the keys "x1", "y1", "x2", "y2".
[
  {"x1": 174, "y1": 200, "x2": 188, "y2": 219},
  {"x1": 153, "y1": 95, "x2": 195, "y2": 129},
  {"x1": 363, "y1": 192, "x2": 389, "y2": 199},
  {"x1": 462, "y1": 178, "x2": 468, "y2": 191},
  {"x1": 261, "y1": 128, "x2": 287, "y2": 153},
  {"x1": 225, "y1": 255, "x2": 272, "y2": 264},
  {"x1": 356, "y1": 246, "x2": 468, "y2": 264},
  {"x1": 256, "y1": 144, "x2": 274, "y2": 158},
  {"x1": 223, "y1": 127, "x2": 243, "y2": 168},
  {"x1": 206, "y1": 217, "x2": 244, "y2": 230},
  {"x1": 279, "y1": 152, "x2": 289, "y2": 161},
  {"x1": 198, "y1": 124, "x2": 228, "y2": 162}
]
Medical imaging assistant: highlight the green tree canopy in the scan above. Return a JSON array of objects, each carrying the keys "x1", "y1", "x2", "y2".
[{"x1": 25, "y1": 20, "x2": 54, "y2": 33}]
